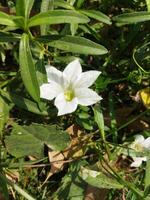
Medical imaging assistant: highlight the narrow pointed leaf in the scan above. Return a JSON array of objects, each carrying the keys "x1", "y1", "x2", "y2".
[
  {"x1": 0, "y1": 95, "x2": 9, "y2": 137},
  {"x1": 28, "y1": 10, "x2": 89, "y2": 27},
  {"x1": 5, "y1": 123, "x2": 70, "y2": 158},
  {"x1": 53, "y1": 0, "x2": 74, "y2": 9},
  {"x1": 16, "y1": 0, "x2": 34, "y2": 19},
  {"x1": 0, "y1": 32, "x2": 20, "y2": 42},
  {"x1": 79, "y1": 166, "x2": 123, "y2": 189},
  {"x1": 19, "y1": 33, "x2": 40, "y2": 102},
  {"x1": 36, "y1": 35, "x2": 108, "y2": 55},
  {"x1": 144, "y1": 160, "x2": 150, "y2": 197},
  {"x1": 113, "y1": 11, "x2": 150, "y2": 25},
  {"x1": 0, "y1": 11, "x2": 17, "y2": 26},
  {"x1": 80, "y1": 10, "x2": 112, "y2": 25}
]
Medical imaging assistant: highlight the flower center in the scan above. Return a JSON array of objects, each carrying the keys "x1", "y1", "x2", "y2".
[
  {"x1": 134, "y1": 143, "x2": 143, "y2": 152},
  {"x1": 64, "y1": 89, "x2": 74, "y2": 101}
]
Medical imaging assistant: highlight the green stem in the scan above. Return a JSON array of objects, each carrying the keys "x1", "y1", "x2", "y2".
[{"x1": 6, "y1": 178, "x2": 36, "y2": 200}]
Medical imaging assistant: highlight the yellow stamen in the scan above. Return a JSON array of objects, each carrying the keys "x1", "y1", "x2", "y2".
[{"x1": 64, "y1": 90, "x2": 74, "y2": 101}]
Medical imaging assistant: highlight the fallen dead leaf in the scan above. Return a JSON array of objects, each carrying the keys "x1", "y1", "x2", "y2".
[{"x1": 84, "y1": 185, "x2": 108, "y2": 200}]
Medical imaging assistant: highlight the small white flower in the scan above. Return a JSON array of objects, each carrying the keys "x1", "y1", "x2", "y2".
[
  {"x1": 131, "y1": 135, "x2": 150, "y2": 152},
  {"x1": 130, "y1": 135, "x2": 150, "y2": 167},
  {"x1": 131, "y1": 156, "x2": 147, "y2": 167},
  {"x1": 40, "y1": 59, "x2": 102, "y2": 116}
]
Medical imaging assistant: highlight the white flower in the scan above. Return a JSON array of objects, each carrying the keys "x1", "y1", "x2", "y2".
[
  {"x1": 130, "y1": 135, "x2": 150, "y2": 167},
  {"x1": 131, "y1": 156, "x2": 147, "y2": 167},
  {"x1": 131, "y1": 135, "x2": 150, "y2": 152},
  {"x1": 40, "y1": 59, "x2": 102, "y2": 116}
]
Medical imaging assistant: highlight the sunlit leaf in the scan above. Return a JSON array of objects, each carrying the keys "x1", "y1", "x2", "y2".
[
  {"x1": 113, "y1": 11, "x2": 150, "y2": 25},
  {"x1": 36, "y1": 35, "x2": 108, "y2": 55},
  {"x1": 28, "y1": 10, "x2": 89, "y2": 27},
  {"x1": 79, "y1": 166, "x2": 123, "y2": 189},
  {"x1": 80, "y1": 10, "x2": 112, "y2": 25},
  {"x1": 19, "y1": 33, "x2": 40, "y2": 102}
]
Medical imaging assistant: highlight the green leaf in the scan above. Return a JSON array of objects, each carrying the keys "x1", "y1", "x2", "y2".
[
  {"x1": 79, "y1": 166, "x2": 123, "y2": 189},
  {"x1": 5, "y1": 125, "x2": 43, "y2": 158},
  {"x1": 28, "y1": 10, "x2": 89, "y2": 27},
  {"x1": 0, "y1": 11, "x2": 17, "y2": 26},
  {"x1": 40, "y1": 0, "x2": 54, "y2": 35},
  {"x1": 0, "y1": 32, "x2": 20, "y2": 42},
  {"x1": 76, "y1": 0, "x2": 86, "y2": 8},
  {"x1": 93, "y1": 105, "x2": 105, "y2": 140},
  {"x1": 19, "y1": 33, "x2": 40, "y2": 102},
  {"x1": 54, "y1": 162, "x2": 86, "y2": 200},
  {"x1": 144, "y1": 160, "x2": 150, "y2": 197},
  {"x1": 16, "y1": 0, "x2": 34, "y2": 19},
  {"x1": 0, "y1": 95, "x2": 9, "y2": 138},
  {"x1": 146, "y1": 0, "x2": 150, "y2": 11},
  {"x1": 35, "y1": 59, "x2": 47, "y2": 86},
  {"x1": 113, "y1": 11, "x2": 150, "y2": 25},
  {"x1": 0, "y1": 173, "x2": 9, "y2": 200},
  {"x1": 36, "y1": 35, "x2": 108, "y2": 55},
  {"x1": 0, "y1": 90, "x2": 49, "y2": 115},
  {"x1": 53, "y1": 0, "x2": 74, "y2": 9},
  {"x1": 5, "y1": 123, "x2": 70, "y2": 158},
  {"x1": 80, "y1": 10, "x2": 112, "y2": 25}
]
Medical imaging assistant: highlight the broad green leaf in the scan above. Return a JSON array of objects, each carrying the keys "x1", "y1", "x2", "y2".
[
  {"x1": 5, "y1": 123, "x2": 70, "y2": 158},
  {"x1": 0, "y1": 173, "x2": 9, "y2": 200},
  {"x1": 0, "y1": 95, "x2": 9, "y2": 138},
  {"x1": 79, "y1": 166, "x2": 123, "y2": 189},
  {"x1": 23, "y1": 123, "x2": 70, "y2": 151},
  {"x1": 0, "y1": 11, "x2": 17, "y2": 26},
  {"x1": 53, "y1": 0, "x2": 74, "y2": 9},
  {"x1": 36, "y1": 35, "x2": 108, "y2": 55},
  {"x1": 0, "y1": 90, "x2": 49, "y2": 115},
  {"x1": 80, "y1": 10, "x2": 112, "y2": 25},
  {"x1": 113, "y1": 11, "x2": 150, "y2": 25},
  {"x1": 5, "y1": 124, "x2": 43, "y2": 158},
  {"x1": 19, "y1": 33, "x2": 40, "y2": 102},
  {"x1": 0, "y1": 32, "x2": 20, "y2": 42},
  {"x1": 16, "y1": 0, "x2": 34, "y2": 19},
  {"x1": 28, "y1": 10, "x2": 89, "y2": 27}
]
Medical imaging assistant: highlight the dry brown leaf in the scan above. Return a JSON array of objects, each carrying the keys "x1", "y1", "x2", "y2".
[
  {"x1": 42, "y1": 124, "x2": 91, "y2": 187},
  {"x1": 104, "y1": 106, "x2": 150, "y2": 132},
  {"x1": 40, "y1": 150, "x2": 66, "y2": 187},
  {"x1": 84, "y1": 185, "x2": 108, "y2": 200},
  {"x1": 66, "y1": 124, "x2": 82, "y2": 138}
]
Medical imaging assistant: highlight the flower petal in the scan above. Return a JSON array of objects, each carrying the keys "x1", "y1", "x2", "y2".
[
  {"x1": 134, "y1": 135, "x2": 145, "y2": 144},
  {"x1": 54, "y1": 93, "x2": 78, "y2": 116},
  {"x1": 131, "y1": 157, "x2": 147, "y2": 167},
  {"x1": 63, "y1": 59, "x2": 82, "y2": 82},
  {"x1": 75, "y1": 88, "x2": 102, "y2": 106},
  {"x1": 143, "y1": 137, "x2": 150, "y2": 149},
  {"x1": 40, "y1": 83, "x2": 62, "y2": 100},
  {"x1": 45, "y1": 65, "x2": 63, "y2": 85},
  {"x1": 74, "y1": 71, "x2": 101, "y2": 88}
]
